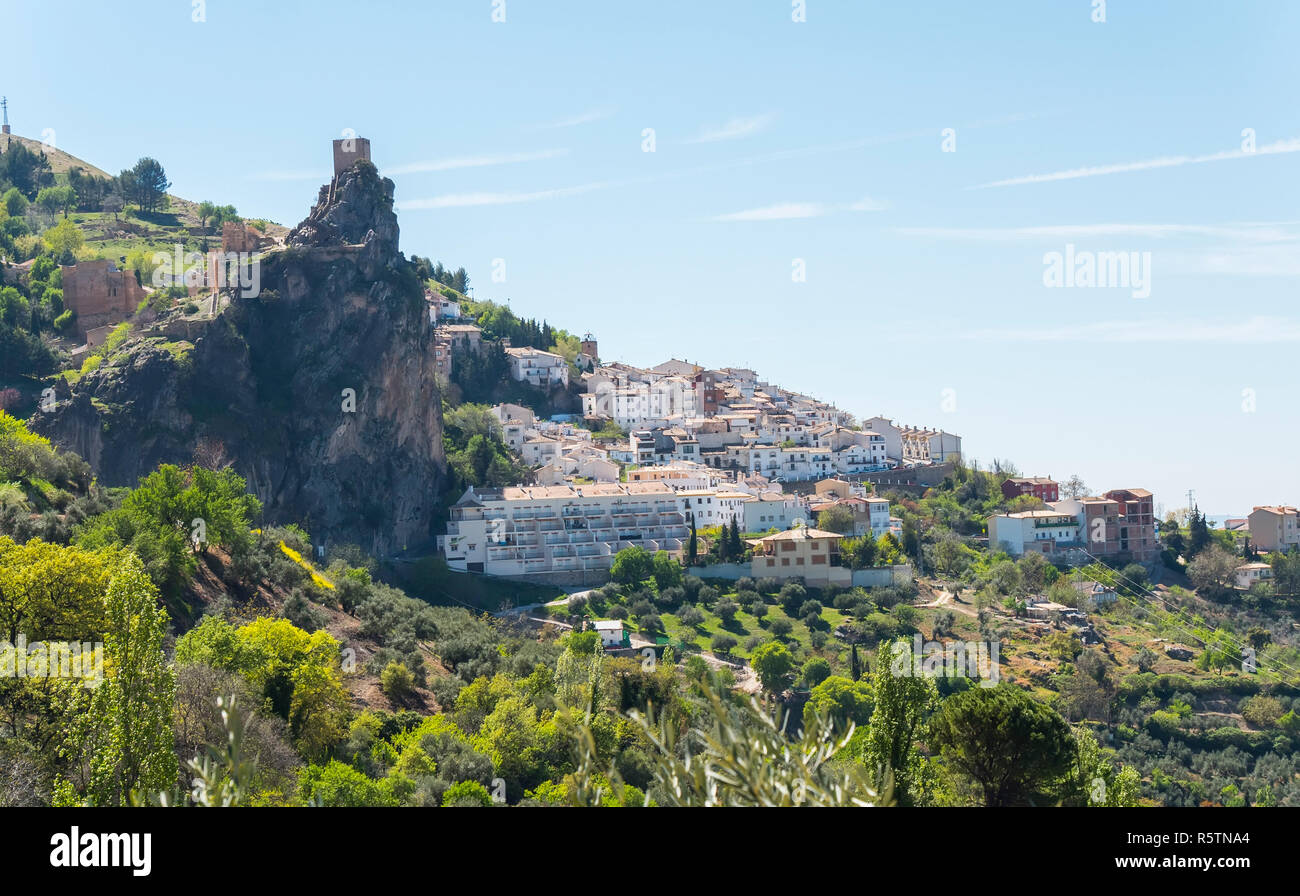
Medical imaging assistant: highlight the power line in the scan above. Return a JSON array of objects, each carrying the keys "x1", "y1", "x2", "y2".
[{"x1": 1074, "y1": 548, "x2": 1300, "y2": 685}]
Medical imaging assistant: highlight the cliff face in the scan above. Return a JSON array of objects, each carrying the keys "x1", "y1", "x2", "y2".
[{"x1": 33, "y1": 162, "x2": 445, "y2": 556}]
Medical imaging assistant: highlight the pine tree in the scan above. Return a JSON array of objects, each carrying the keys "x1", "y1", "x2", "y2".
[{"x1": 1187, "y1": 505, "x2": 1211, "y2": 558}]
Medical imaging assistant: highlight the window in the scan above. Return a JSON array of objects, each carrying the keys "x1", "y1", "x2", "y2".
[{"x1": 781, "y1": 558, "x2": 790, "y2": 566}]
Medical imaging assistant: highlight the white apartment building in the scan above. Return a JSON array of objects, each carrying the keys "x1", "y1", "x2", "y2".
[
  {"x1": 506, "y1": 347, "x2": 570, "y2": 388},
  {"x1": 901, "y1": 427, "x2": 961, "y2": 464},
  {"x1": 677, "y1": 489, "x2": 753, "y2": 528},
  {"x1": 584, "y1": 376, "x2": 699, "y2": 429},
  {"x1": 491, "y1": 403, "x2": 536, "y2": 452},
  {"x1": 521, "y1": 436, "x2": 562, "y2": 467},
  {"x1": 439, "y1": 482, "x2": 690, "y2": 576},
  {"x1": 743, "y1": 493, "x2": 808, "y2": 533},
  {"x1": 988, "y1": 509, "x2": 1082, "y2": 556}
]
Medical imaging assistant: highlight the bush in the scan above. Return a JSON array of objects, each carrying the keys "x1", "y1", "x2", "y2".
[
  {"x1": 677, "y1": 605, "x2": 705, "y2": 627},
  {"x1": 283, "y1": 589, "x2": 328, "y2": 633},
  {"x1": 442, "y1": 780, "x2": 494, "y2": 807},
  {"x1": 381, "y1": 661, "x2": 416, "y2": 701},
  {"x1": 802, "y1": 657, "x2": 832, "y2": 688},
  {"x1": 780, "y1": 583, "x2": 807, "y2": 615},
  {"x1": 656, "y1": 585, "x2": 685, "y2": 610}
]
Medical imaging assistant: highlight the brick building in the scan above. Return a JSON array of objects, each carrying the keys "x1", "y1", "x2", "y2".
[
  {"x1": 1053, "y1": 487, "x2": 1157, "y2": 561},
  {"x1": 60, "y1": 260, "x2": 144, "y2": 337},
  {"x1": 1002, "y1": 476, "x2": 1060, "y2": 503}
]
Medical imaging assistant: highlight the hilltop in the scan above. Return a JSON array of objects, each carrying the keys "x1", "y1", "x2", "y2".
[{"x1": 31, "y1": 158, "x2": 446, "y2": 557}]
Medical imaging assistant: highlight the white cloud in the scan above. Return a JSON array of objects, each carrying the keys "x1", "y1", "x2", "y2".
[
  {"x1": 685, "y1": 114, "x2": 775, "y2": 144},
  {"x1": 712, "y1": 196, "x2": 888, "y2": 222},
  {"x1": 849, "y1": 196, "x2": 889, "y2": 212},
  {"x1": 964, "y1": 316, "x2": 1300, "y2": 344},
  {"x1": 712, "y1": 202, "x2": 829, "y2": 222},
  {"x1": 250, "y1": 148, "x2": 567, "y2": 181},
  {"x1": 969, "y1": 137, "x2": 1300, "y2": 189},
  {"x1": 530, "y1": 108, "x2": 616, "y2": 130},
  {"x1": 397, "y1": 181, "x2": 609, "y2": 210},
  {"x1": 386, "y1": 148, "x2": 568, "y2": 175},
  {"x1": 896, "y1": 222, "x2": 1300, "y2": 242},
  {"x1": 248, "y1": 168, "x2": 327, "y2": 182}
]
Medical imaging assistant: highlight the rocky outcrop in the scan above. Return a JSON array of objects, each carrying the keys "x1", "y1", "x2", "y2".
[{"x1": 32, "y1": 161, "x2": 445, "y2": 556}]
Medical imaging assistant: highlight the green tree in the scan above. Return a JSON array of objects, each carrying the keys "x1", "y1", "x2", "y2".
[
  {"x1": 817, "y1": 504, "x2": 856, "y2": 535},
  {"x1": 750, "y1": 641, "x2": 794, "y2": 695},
  {"x1": 42, "y1": 219, "x2": 83, "y2": 259},
  {"x1": 802, "y1": 674, "x2": 873, "y2": 733},
  {"x1": 863, "y1": 640, "x2": 937, "y2": 804},
  {"x1": 442, "y1": 780, "x2": 493, "y2": 807},
  {"x1": 1062, "y1": 726, "x2": 1141, "y2": 807},
  {"x1": 59, "y1": 554, "x2": 178, "y2": 805},
  {"x1": 928, "y1": 683, "x2": 1075, "y2": 806},
  {"x1": 36, "y1": 185, "x2": 76, "y2": 219},
  {"x1": 2, "y1": 187, "x2": 28, "y2": 217},
  {"x1": 1187, "y1": 544, "x2": 1237, "y2": 600},
  {"x1": 801, "y1": 656, "x2": 832, "y2": 689},
  {"x1": 299, "y1": 760, "x2": 396, "y2": 806},
  {"x1": 122, "y1": 157, "x2": 171, "y2": 212},
  {"x1": 610, "y1": 545, "x2": 654, "y2": 586},
  {"x1": 651, "y1": 550, "x2": 682, "y2": 590},
  {"x1": 197, "y1": 200, "x2": 217, "y2": 233},
  {"x1": 1187, "y1": 506, "x2": 1212, "y2": 558}
]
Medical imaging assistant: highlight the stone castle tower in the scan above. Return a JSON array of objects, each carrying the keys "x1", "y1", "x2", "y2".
[{"x1": 332, "y1": 136, "x2": 371, "y2": 178}]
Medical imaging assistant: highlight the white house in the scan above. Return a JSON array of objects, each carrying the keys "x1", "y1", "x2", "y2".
[
  {"x1": 506, "y1": 347, "x2": 570, "y2": 388},
  {"x1": 1235, "y1": 562, "x2": 1274, "y2": 590},
  {"x1": 592, "y1": 620, "x2": 628, "y2": 649},
  {"x1": 988, "y1": 510, "x2": 1081, "y2": 556}
]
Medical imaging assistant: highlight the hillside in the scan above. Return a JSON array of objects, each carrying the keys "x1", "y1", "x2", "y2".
[
  {"x1": 1, "y1": 132, "x2": 113, "y2": 178},
  {"x1": 31, "y1": 160, "x2": 446, "y2": 557}
]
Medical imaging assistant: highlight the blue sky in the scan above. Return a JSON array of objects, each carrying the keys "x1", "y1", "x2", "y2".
[{"x1": 8, "y1": 0, "x2": 1299, "y2": 515}]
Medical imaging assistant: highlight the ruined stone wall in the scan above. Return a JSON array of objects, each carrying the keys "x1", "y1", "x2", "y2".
[{"x1": 61, "y1": 260, "x2": 143, "y2": 335}]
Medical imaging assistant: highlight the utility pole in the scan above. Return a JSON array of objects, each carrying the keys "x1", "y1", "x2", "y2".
[{"x1": 1, "y1": 96, "x2": 9, "y2": 135}]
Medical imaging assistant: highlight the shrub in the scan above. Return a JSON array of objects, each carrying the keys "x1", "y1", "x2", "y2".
[
  {"x1": 381, "y1": 661, "x2": 416, "y2": 701},
  {"x1": 677, "y1": 605, "x2": 705, "y2": 627},
  {"x1": 802, "y1": 657, "x2": 832, "y2": 688},
  {"x1": 799, "y1": 599, "x2": 823, "y2": 618}
]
